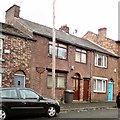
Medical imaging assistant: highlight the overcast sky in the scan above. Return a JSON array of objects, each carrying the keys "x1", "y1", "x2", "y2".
[{"x1": 0, "y1": 0, "x2": 119, "y2": 40}]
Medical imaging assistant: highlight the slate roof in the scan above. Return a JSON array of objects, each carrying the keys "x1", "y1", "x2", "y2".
[
  {"x1": 0, "y1": 22, "x2": 35, "y2": 41},
  {"x1": 16, "y1": 18, "x2": 118, "y2": 57}
]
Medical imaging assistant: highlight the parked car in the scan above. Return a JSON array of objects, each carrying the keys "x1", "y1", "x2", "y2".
[{"x1": 0, "y1": 87, "x2": 60, "y2": 120}]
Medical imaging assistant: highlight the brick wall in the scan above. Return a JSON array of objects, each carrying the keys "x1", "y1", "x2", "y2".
[{"x1": 83, "y1": 31, "x2": 119, "y2": 55}]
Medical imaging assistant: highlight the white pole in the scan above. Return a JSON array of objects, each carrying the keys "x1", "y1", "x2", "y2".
[{"x1": 52, "y1": 0, "x2": 56, "y2": 99}]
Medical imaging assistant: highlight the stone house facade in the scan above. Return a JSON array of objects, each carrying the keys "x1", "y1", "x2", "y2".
[
  {"x1": 3, "y1": 5, "x2": 119, "y2": 102},
  {"x1": 0, "y1": 22, "x2": 36, "y2": 88}
]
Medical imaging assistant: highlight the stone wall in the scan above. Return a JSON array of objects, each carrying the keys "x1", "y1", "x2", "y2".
[{"x1": 2, "y1": 35, "x2": 34, "y2": 87}]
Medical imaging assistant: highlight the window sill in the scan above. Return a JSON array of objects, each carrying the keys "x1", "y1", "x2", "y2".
[
  {"x1": 94, "y1": 91, "x2": 106, "y2": 94},
  {"x1": 95, "y1": 65, "x2": 107, "y2": 69}
]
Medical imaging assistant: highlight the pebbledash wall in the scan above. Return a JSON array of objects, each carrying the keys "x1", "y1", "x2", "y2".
[{"x1": 3, "y1": 4, "x2": 119, "y2": 102}]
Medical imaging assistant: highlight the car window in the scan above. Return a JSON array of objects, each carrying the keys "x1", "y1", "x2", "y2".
[
  {"x1": 19, "y1": 89, "x2": 39, "y2": 100},
  {"x1": 0, "y1": 89, "x2": 18, "y2": 99}
]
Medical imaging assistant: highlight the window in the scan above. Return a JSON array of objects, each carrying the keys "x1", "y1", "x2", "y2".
[
  {"x1": 95, "y1": 53, "x2": 107, "y2": 68},
  {"x1": 19, "y1": 89, "x2": 39, "y2": 99},
  {"x1": 75, "y1": 48, "x2": 87, "y2": 63},
  {"x1": 0, "y1": 89, "x2": 18, "y2": 99},
  {"x1": 47, "y1": 72, "x2": 66, "y2": 88},
  {"x1": 93, "y1": 77, "x2": 108, "y2": 93},
  {"x1": 48, "y1": 42, "x2": 67, "y2": 60}
]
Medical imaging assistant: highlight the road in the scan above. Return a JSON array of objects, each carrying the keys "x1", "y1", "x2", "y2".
[{"x1": 11, "y1": 108, "x2": 119, "y2": 120}]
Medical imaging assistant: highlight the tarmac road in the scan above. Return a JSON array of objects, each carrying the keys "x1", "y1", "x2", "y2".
[{"x1": 11, "y1": 108, "x2": 118, "y2": 120}]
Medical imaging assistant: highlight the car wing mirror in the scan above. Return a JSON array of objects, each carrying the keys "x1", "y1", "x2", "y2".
[{"x1": 38, "y1": 96, "x2": 43, "y2": 101}]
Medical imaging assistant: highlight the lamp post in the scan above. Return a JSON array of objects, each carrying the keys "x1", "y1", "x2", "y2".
[{"x1": 52, "y1": 0, "x2": 56, "y2": 99}]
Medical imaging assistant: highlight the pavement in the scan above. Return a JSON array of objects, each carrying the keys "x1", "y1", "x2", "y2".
[{"x1": 60, "y1": 101, "x2": 117, "y2": 112}]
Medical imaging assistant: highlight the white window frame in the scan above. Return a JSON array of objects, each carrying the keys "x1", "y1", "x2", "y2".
[
  {"x1": 75, "y1": 48, "x2": 87, "y2": 63},
  {"x1": 93, "y1": 76, "x2": 108, "y2": 93},
  {"x1": 48, "y1": 41, "x2": 67, "y2": 60},
  {"x1": 95, "y1": 53, "x2": 107, "y2": 68}
]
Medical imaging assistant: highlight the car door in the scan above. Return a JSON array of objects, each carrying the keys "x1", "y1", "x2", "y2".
[
  {"x1": 1, "y1": 89, "x2": 27, "y2": 116},
  {"x1": 19, "y1": 89, "x2": 46, "y2": 115}
]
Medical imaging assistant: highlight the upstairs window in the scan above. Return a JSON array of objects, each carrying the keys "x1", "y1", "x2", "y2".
[
  {"x1": 48, "y1": 42, "x2": 67, "y2": 60},
  {"x1": 75, "y1": 48, "x2": 87, "y2": 63},
  {"x1": 95, "y1": 53, "x2": 107, "y2": 68}
]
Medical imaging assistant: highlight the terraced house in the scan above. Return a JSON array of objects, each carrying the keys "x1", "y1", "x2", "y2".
[
  {"x1": 2, "y1": 4, "x2": 119, "y2": 102},
  {"x1": 0, "y1": 22, "x2": 35, "y2": 88},
  {"x1": 83, "y1": 28, "x2": 120, "y2": 92}
]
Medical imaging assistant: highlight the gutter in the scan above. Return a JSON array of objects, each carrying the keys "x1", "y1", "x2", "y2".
[{"x1": 0, "y1": 31, "x2": 36, "y2": 41}]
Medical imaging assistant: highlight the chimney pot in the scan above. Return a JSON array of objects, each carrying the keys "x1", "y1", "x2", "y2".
[{"x1": 59, "y1": 25, "x2": 69, "y2": 33}]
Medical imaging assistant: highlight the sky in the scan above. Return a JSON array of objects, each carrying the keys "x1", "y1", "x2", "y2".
[{"x1": 0, "y1": 0, "x2": 119, "y2": 40}]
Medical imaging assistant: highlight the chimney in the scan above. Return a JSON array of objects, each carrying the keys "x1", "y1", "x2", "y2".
[
  {"x1": 59, "y1": 25, "x2": 69, "y2": 33},
  {"x1": 98, "y1": 27, "x2": 107, "y2": 37},
  {"x1": 5, "y1": 4, "x2": 20, "y2": 24}
]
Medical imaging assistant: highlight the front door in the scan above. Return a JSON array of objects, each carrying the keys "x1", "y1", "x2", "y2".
[
  {"x1": 73, "y1": 78, "x2": 80, "y2": 100},
  {"x1": 14, "y1": 74, "x2": 25, "y2": 87},
  {"x1": 83, "y1": 79, "x2": 89, "y2": 101},
  {"x1": 108, "y1": 82, "x2": 113, "y2": 101}
]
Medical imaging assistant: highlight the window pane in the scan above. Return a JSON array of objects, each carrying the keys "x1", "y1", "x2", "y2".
[
  {"x1": 81, "y1": 53, "x2": 86, "y2": 63},
  {"x1": 98, "y1": 55, "x2": 103, "y2": 66},
  {"x1": 56, "y1": 77, "x2": 65, "y2": 88},
  {"x1": 58, "y1": 47, "x2": 66, "y2": 59},
  {"x1": 97, "y1": 80, "x2": 102, "y2": 91},
  {"x1": 47, "y1": 76, "x2": 52, "y2": 87},
  {"x1": 95, "y1": 53, "x2": 97, "y2": 65},
  {"x1": 20, "y1": 90, "x2": 39, "y2": 99},
  {"x1": 1, "y1": 89, "x2": 18, "y2": 99},
  {"x1": 48, "y1": 45, "x2": 52, "y2": 55},
  {"x1": 104, "y1": 56, "x2": 107, "y2": 67},
  {"x1": 103, "y1": 81, "x2": 106, "y2": 91},
  {"x1": 75, "y1": 52, "x2": 80, "y2": 62}
]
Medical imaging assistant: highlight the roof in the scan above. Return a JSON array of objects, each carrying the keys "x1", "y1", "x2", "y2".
[
  {"x1": 16, "y1": 18, "x2": 118, "y2": 57},
  {"x1": 0, "y1": 22, "x2": 35, "y2": 41}
]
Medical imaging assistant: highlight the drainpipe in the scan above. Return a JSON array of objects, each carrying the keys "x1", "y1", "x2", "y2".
[{"x1": 89, "y1": 51, "x2": 93, "y2": 102}]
